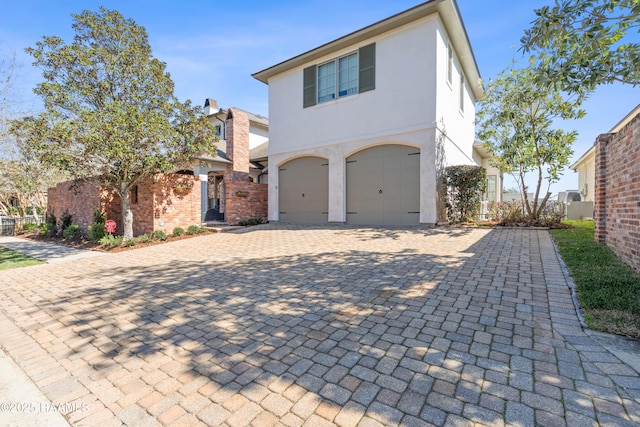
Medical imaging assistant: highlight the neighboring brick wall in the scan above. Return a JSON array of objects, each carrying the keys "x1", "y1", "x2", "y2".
[
  {"x1": 225, "y1": 181, "x2": 268, "y2": 224},
  {"x1": 152, "y1": 174, "x2": 201, "y2": 234},
  {"x1": 225, "y1": 108, "x2": 250, "y2": 181},
  {"x1": 594, "y1": 114, "x2": 640, "y2": 272},
  {"x1": 47, "y1": 180, "x2": 102, "y2": 230},
  {"x1": 47, "y1": 173, "x2": 201, "y2": 236}
]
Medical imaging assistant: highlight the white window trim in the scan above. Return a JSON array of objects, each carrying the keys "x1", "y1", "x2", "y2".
[{"x1": 317, "y1": 51, "x2": 359, "y2": 104}]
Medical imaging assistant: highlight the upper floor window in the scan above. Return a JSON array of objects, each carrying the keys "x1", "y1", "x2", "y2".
[{"x1": 303, "y1": 43, "x2": 375, "y2": 108}]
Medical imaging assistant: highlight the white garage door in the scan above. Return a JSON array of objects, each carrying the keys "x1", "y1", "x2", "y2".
[
  {"x1": 279, "y1": 157, "x2": 328, "y2": 223},
  {"x1": 346, "y1": 145, "x2": 420, "y2": 225}
]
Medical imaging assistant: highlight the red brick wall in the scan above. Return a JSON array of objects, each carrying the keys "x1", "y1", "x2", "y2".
[
  {"x1": 47, "y1": 174, "x2": 201, "y2": 236},
  {"x1": 47, "y1": 180, "x2": 102, "y2": 230},
  {"x1": 225, "y1": 181, "x2": 268, "y2": 224},
  {"x1": 594, "y1": 113, "x2": 640, "y2": 272},
  {"x1": 152, "y1": 174, "x2": 201, "y2": 234}
]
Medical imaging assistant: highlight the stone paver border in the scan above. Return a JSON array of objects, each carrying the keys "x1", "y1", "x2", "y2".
[{"x1": 0, "y1": 225, "x2": 638, "y2": 426}]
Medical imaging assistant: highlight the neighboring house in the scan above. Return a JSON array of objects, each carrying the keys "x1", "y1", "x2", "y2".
[
  {"x1": 569, "y1": 146, "x2": 595, "y2": 202},
  {"x1": 47, "y1": 100, "x2": 269, "y2": 235},
  {"x1": 472, "y1": 141, "x2": 503, "y2": 218},
  {"x1": 593, "y1": 104, "x2": 640, "y2": 272},
  {"x1": 193, "y1": 99, "x2": 269, "y2": 223},
  {"x1": 253, "y1": 0, "x2": 483, "y2": 225}
]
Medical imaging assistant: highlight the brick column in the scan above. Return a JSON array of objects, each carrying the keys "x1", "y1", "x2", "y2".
[
  {"x1": 593, "y1": 134, "x2": 610, "y2": 243},
  {"x1": 225, "y1": 108, "x2": 250, "y2": 182}
]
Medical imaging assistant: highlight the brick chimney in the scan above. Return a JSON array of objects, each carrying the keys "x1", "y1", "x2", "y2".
[
  {"x1": 204, "y1": 98, "x2": 219, "y2": 116},
  {"x1": 225, "y1": 108, "x2": 250, "y2": 181}
]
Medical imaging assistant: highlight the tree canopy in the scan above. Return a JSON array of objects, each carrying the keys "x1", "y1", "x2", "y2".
[
  {"x1": 522, "y1": 0, "x2": 640, "y2": 93},
  {"x1": 476, "y1": 65, "x2": 585, "y2": 222},
  {"x1": 15, "y1": 7, "x2": 217, "y2": 238}
]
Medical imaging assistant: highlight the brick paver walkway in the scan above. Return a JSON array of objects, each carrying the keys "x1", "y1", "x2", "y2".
[{"x1": 1, "y1": 225, "x2": 639, "y2": 426}]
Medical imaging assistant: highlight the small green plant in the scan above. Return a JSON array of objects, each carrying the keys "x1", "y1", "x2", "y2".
[
  {"x1": 99, "y1": 234, "x2": 123, "y2": 248},
  {"x1": 153, "y1": 230, "x2": 168, "y2": 241},
  {"x1": 60, "y1": 211, "x2": 74, "y2": 231},
  {"x1": 172, "y1": 227, "x2": 185, "y2": 237},
  {"x1": 124, "y1": 237, "x2": 139, "y2": 247},
  {"x1": 88, "y1": 210, "x2": 107, "y2": 242},
  {"x1": 186, "y1": 225, "x2": 201, "y2": 235},
  {"x1": 63, "y1": 224, "x2": 82, "y2": 241},
  {"x1": 139, "y1": 233, "x2": 154, "y2": 243},
  {"x1": 38, "y1": 223, "x2": 49, "y2": 236},
  {"x1": 22, "y1": 223, "x2": 38, "y2": 232}
]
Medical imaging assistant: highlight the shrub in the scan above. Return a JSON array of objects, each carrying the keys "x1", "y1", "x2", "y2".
[
  {"x1": 172, "y1": 227, "x2": 185, "y2": 237},
  {"x1": 88, "y1": 222, "x2": 106, "y2": 242},
  {"x1": 152, "y1": 230, "x2": 168, "y2": 241},
  {"x1": 63, "y1": 224, "x2": 82, "y2": 241},
  {"x1": 186, "y1": 225, "x2": 200, "y2": 235},
  {"x1": 88, "y1": 210, "x2": 107, "y2": 242},
  {"x1": 124, "y1": 237, "x2": 139, "y2": 247},
  {"x1": 44, "y1": 214, "x2": 57, "y2": 237},
  {"x1": 60, "y1": 211, "x2": 74, "y2": 231},
  {"x1": 490, "y1": 201, "x2": 524, "y2": 225},
  {"x1": 444, "y1": 165, "x2": 487, "y2": 223},
  {"x1": 22, "y1": 223, "x2": 38, "y2": 232},
  {"x1": 139, "y1": 233, "x2": 154, "y2": 243},
  {"x1": 99, "y1": 234, "x2": 123, "y2": 248}
]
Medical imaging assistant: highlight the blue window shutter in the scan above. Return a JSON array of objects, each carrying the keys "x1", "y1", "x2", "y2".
[
  {"x1": 303, "y1": 66, "x2": 317, "y2": 108},
  {"x1": 359, "y1": 43, "x2": 375, "y2": 93}
]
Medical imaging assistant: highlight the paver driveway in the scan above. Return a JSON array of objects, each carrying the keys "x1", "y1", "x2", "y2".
[{"x1": 1, "y1": 225, "x2": 639, "y2": 426}]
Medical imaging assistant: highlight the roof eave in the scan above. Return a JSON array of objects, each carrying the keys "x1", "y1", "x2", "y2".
[{"x1": 252, "y1": 0, "x2": 482, "y2": 100}]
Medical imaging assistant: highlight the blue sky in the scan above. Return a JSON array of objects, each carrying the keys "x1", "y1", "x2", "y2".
[{"x1": 1, "y1": 0, "x2": 638, "y2": 195}]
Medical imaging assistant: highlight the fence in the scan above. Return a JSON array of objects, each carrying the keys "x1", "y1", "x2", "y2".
[{"x1": 0, "y1": 216, "x2": 44, "y2": 236}]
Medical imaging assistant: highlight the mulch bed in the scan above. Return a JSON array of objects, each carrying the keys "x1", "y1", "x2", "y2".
[{"x1": 16, "y1": 231, "x2": 215, "y2": 253}]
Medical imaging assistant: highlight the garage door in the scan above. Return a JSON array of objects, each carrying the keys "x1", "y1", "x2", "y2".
[
  {"x1": 279, "y1": 157, "x2": 328, "y2": 223},
  {"x1": 347, "y1": 145, "x2": 420, "y2": 225}
]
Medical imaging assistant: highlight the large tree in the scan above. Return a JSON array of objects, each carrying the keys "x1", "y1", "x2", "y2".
[
  {"x1": 476, "y1": 66, "x2": 585, "y2": 222},
  {"x1": 521, "y1": 0, "x2": 640, "y2": 93},
  {"x1": 16, "y1": 7, "x2": 216, "y2": 238}
]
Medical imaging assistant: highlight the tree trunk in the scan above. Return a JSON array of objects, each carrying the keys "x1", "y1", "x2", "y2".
[{"x1": 121, "y1": 188, "x2": 134, "y2": 239}]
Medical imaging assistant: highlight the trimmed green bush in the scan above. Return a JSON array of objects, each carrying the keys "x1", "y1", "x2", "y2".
[
  {"x1": 22, "y1": 223, "x2": 38, "y2": 232},
  {"x1": 99, "y1": 234, "x2": 123, "y2": 248},
  {"x1": 139, "y1": 233, "x2": 154, "y2": 243},
  {"x1": 63, "y1": 224, "x2": 82, "y2": 241},
  {"x1": 186, "y1": 225, "x2": 201, "y2": 235},
  {"x1": 153, "y1": 230, "x2": 168, "y2": 241},
  {"x1": 172, "y1": 227, "x2": 185, "y2": 237},
  {"x1": 444, "y1": 165, "x2": 487, "y2": 223}
]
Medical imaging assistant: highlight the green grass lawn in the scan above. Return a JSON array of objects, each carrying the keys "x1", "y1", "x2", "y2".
[
  {"x1": 0, "y1": 246, "x2": 44, "y2": 270},
  {"x1": 551, "y1": 220, "x2": 640, "y2": 338}
]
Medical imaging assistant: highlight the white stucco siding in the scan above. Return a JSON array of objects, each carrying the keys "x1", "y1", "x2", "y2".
[
  {"x1": 267, "y1": 16, "x2": 440, "y2": 156},
  {"x1": 267, "y1": 128, "x2": 438, "y2": 224},
  {"x1": 248, "y1": 124, "x2": 269, "y2": 149},
  {"x1": 434, "y1": 20, "x2": 476, "y2": 168}
]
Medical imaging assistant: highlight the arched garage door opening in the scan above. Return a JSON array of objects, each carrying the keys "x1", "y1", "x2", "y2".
[
  {"x1": 347, "y1": 145, "x2": 420, "y2": 226},
  {"x1": 279, "y1": 156, "x2": 328, "y2": 224}
]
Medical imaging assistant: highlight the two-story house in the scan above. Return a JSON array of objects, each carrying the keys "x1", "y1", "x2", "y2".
[{"x1": 253, "y1": 0, "x2": 483, "y2": 225}]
